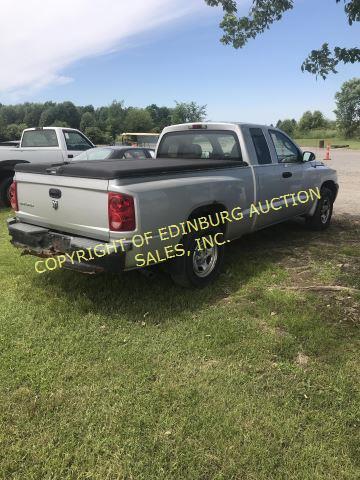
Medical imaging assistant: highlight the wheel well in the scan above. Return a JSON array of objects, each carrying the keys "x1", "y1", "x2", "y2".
[
  {"x1": 321, "y1": 181, "x2": 338, "y2": 201},
  {"x1": 188, "y1": 203, "x2": 228, "y2": 234}
]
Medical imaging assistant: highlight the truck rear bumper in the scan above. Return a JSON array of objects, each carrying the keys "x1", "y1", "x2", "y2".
[{"x1": 7, "y1": 217, "x2": 132, "y2": 275}]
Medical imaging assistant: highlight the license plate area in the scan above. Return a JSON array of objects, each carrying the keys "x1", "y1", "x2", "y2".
[{"x1": 49, "y1": 233, "x2": 72, "y2": 252}]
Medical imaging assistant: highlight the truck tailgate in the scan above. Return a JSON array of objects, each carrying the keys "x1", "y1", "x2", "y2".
[{"x1": 16, "y1": 172, "x2": 110, "y2": 241}]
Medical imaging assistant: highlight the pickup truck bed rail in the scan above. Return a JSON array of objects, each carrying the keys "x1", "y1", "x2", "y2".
[{"x1": 15, "y1": 158, "x2": 248, "y2": 180}]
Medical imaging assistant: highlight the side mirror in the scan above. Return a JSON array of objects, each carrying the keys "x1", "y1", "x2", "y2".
[{"x1": 303, "y1": 151, "x2": 316, "y2": 162}]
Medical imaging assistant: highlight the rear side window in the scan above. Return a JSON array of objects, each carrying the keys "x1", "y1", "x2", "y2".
[
  {"x1": 249, "y1": 128, "x2": 272, "y2": 165},
  {"x1": 64, "y1": 130, "x2": 93, "y2": 151},
  {"x1": 22, "y1": 129, "x2": 58, "y2": 147},
  {"x1": 157, "y1": 131, "x2": 242, "y2": 160}
]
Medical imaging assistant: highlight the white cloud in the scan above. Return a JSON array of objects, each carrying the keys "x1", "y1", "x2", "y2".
[{"x1": 0, "y1": 0, "x2": 200, "y2": 98}]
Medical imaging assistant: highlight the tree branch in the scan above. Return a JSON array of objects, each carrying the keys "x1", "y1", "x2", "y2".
[
  {"x1": 205, "y1": 0, "x2": 360, "y2": 77},
  {"x1": 302, "y1": 43, "x2": 360, "y2": 79}
]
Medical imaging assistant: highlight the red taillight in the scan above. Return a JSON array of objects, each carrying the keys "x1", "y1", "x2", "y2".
[
  {"x1": 9, "y1": 181, "x2": 18, "y2": 211},
  {"x1": 108, "y1": 192, "x2": 136, "y2": 231}
]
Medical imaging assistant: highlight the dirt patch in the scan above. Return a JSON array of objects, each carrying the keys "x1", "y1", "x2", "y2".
[{"x1": 268, "y1": 214, "x2": 360, "y2": 322}]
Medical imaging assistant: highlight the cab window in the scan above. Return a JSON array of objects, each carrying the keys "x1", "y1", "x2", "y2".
[
  {"x1": 22, "y1": 129, "x2": 58, "y2": 147},
  {"x1": 157, "y1": 131, "x2": 242, "y2": 160},
  {"x1": 269, "y1": 130, "x2": 300, "y2": 163},
  {"x1": 249, "y1": 128, "x2": 272, "y2": 165}
]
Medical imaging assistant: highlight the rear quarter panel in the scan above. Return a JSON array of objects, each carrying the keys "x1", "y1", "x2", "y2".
[{"x1": 109, "y1": 165, "x2": 255, "y2": 269}]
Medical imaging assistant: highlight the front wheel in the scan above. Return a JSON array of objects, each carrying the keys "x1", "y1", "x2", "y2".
[
  {"x1": 170, "y1": 227, "x2": 226, "y2": 288},
  {"x1": 0, "y1": 176, "x2": 14, "y2": 207},
  {"x1": 306, "y1": 187, "x2": 334, "y2": 231}
]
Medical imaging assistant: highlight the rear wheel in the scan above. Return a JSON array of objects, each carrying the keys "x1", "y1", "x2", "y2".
[
  {"x1": 306, "y1": 187, "x2": 334, "y2": 230},
  {"x1": 170, "y1": 226, "x2": 225, "y2": 288},
  {"x1": 0, "y1": 176, "x2": 14, "y2": 207}
]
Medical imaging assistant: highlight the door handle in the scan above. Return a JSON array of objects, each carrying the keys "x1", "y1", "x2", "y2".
[
  {"x1": 282, "y1": 172, "x2": 292, "y2": 178},
  {"x1": 68, "y1": 154, "x2": 73, "y2": 159}
]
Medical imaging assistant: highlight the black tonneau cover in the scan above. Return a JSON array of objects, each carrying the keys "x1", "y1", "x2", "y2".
[{"x1": 15, "y1": 158, "x2": 247, "y2": 180}]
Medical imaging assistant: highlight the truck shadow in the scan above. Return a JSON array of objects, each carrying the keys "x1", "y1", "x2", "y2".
[{"x1": 31, "y1": 215, "x2": 358, "y2": 327}]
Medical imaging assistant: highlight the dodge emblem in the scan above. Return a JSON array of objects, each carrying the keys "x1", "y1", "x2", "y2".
[{"x1": 52, "y1": 200, "x2": 59, "y2": 210}]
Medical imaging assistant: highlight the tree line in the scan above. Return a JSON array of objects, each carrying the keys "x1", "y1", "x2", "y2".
[
  {"x1": 1, "y1": 78, "x2": 358, "y2": 144},
  {"x1": 0, "y1": 101, "x2": 207, "y2": 144}
]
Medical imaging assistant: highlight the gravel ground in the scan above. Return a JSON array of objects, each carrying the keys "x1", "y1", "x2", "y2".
[{"x1": 303, "y1": 147, "x2": 360, "y2": 216}]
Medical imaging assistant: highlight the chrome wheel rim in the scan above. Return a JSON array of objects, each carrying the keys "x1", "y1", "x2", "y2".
[
  {"x1": 192, "y1": 239, "x2": 218, "y2": 278},
  {"x1": 320, "y1": 198, "x2": 331, "y2": 224}
]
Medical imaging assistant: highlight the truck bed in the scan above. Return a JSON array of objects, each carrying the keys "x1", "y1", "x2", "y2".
[{"x1": 15, "y1": 157, "x2": 247, "y2": 180}]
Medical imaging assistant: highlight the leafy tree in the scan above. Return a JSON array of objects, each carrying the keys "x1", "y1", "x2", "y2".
[
  {"x1": 124, "y1": 108, "x2": 154, "y2": 132},
  {"x1": 106, "y1": 100, "x2": 126, "y2": 139},
  {"x1": 0, "y1": 104, "x2": 24, "y2": 124},
  {"x1": 334, "y1": 78, "x2": 360, "y2": 138},
  {"x1": 6, "y1": 123, "x2": 27, "y2": 140},
  {"x1": 39, "y1": 107, "x2": 58, "y2": 127},
  {"x1": 171, "y1": 101, "x2": 207, "y2": 124},
  {"x1": 0, "y1": 113, "x2": 9, "y2": 142},
  {"x1": 50, "y1": 120, "x2": 70, "y2": 127},
  {"x1": 80, "y1": 112, "x2": 97, "y2": 132},
  {"x1": 311, "y1": 110, "x2": 327, "y2": 129},
  {"x1": 84, "y1": 127, "x2": 112, "y2": 145},
  {"x1": 95, "y1": 106, "x2": 109, "y2": 131},
  {"x1": 23, "y1": 103, "x2": 44, "y2": 127},
  {"x1": 205, "y1": 0, "x2": 360, "y2": 78},
  {"x1": 146, "y1": 104, "x2": 172, "y2": 132},
  {"x1": 276, "y1": 118, "x2": 297, "y2": 136},
  {"x1": 297, "y1": 110, "x2": 328, "y2": 132},
  {"x1": 77, "y1": 104, "x2": 95, "y2": 118},
  {"x1": 298, "y1": 111, "x2": 314, "y2": 132},
  {"x1": 56, "y1": 101, "x2": 80, "y2": 129}
]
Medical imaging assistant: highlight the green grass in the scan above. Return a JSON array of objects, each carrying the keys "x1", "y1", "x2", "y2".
[
  {"x1": 0, "y1": 209, "x2": 359, "y2": 480},
  {"x1": 295, "y1": 138, "x2": 360, "y2": 150}
]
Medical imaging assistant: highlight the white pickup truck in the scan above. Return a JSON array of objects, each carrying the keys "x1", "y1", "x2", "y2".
[
  {"x1": 7, "y1": 122, "x2": 339, "y2": 288},
  {"x1": 0, "y1": 127, "x2": 94, "y2": 206}
]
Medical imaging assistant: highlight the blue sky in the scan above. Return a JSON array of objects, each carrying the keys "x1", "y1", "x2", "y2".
[{"x1": 0, "y1": 0, "x2": 359, "y2": 124}]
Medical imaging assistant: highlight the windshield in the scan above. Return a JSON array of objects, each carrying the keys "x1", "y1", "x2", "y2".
[
  {"x1": 75, "y1": 148, "x2": 113, "y2": 161},
  {"x1": 157, "y1": 131, "x2": 242, "y2": 160}
]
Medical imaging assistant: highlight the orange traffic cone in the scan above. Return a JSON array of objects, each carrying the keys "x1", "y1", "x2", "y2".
[{"x1": 324, "y1": 144, "x2": 331, "y2": 161}]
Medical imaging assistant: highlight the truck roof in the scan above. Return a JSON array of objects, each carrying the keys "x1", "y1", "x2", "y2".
[
  {"x1": 161, "y1": 122, "x2": 273, "y2": 134},
  {"x1": 23, "y1": 127, "x2": 81, "y2": 132}
]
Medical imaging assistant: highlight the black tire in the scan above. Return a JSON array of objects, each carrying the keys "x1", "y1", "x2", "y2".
[
  {"x1": 306, "y1": 187, "x2": 334, "y2": 231},
  {"x1": 0, "y1": 175, "x2": 14, "y2": 208},
  {"x1": 170, "y1": 226, "x2": 226, "y2": 288}
]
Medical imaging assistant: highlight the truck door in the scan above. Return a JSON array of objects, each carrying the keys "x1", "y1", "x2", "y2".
[
  {"x1": 267, "y1": 129, "x2": 318, "y2": 215},
  {"x1": 247, "y1": 127, "x2": 306, "y2": 229},
  {"x1": 62, "y1": 130, "x2": 94, "y2": 160}
]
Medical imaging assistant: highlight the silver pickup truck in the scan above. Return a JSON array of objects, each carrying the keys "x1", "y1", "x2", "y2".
[{"x1": 7, "y1": 122, "x2": 338, "y2": 288}]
